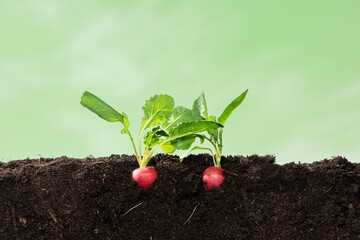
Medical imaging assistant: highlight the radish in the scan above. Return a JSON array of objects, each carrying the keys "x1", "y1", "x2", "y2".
[
  {"x1": 131, "y1": 167, "x2": 158, "y2": 190},
  {"x1": 177, "y1": 90, "x2": 248, "y2": 190},
  {"x1": 202, "y1": 166, "x2": 224, "y2": 190}
]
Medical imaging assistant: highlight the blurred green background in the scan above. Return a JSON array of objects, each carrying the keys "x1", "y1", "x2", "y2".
[{"x1": 1, "y1": 1, "x2": 359, "y2": 164}]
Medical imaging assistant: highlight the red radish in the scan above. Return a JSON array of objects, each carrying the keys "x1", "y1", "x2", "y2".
[
  {"x1": 131, "y1": 167, "x2": 158, "y2": 190},
  {"x1": 202, "y1": 166, "x2": 224, "y2": 190}
]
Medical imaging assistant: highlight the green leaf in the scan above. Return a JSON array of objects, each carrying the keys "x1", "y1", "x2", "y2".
[
  {"x1": 170, "y1": 134, "x2": 204, "y2": 150},
  {"x1": 192, "y1": 93, "x2": 208, "y2": 118},
  {"x1": 149, "y1": 126, "x2": 169, "y2": 136},
  {"x1": 163, "y1": 106, "x2": 202, "y2": 130},
  {"x1": 159, "y1": 121, "x2": 217, "y2": 155},
  {"x1": 179, "y1": 146, "x2": 214, "y2": 162},
  {"x1": 167, "y1": 120, "x2": 222, "y2": 142},
  {"x1": 140, "y1": 95, "x2": 174, "y2": 135},
  {"x1": 143, "y1": 132, "x2": 161, "y2": 150},
  {"x1": 218, "y1": 89, "x2": 248, "y2": 126},
  {"x1": 143, "y1": 131, "x2": 154, "y2": 148},
  {"x1": 169, "y1": 135, "x2": 196, "y2": 150},
  {"x1": 154, "y1": 129, "x2": 169, "y2": 137},
  {"x1": 80, "y1": 91, "x2": 129, "y2": 134},
  {"x1": 160, "y1": 143, "x2": 176, "y2": 153},
  {"x1": 143, "y1": 127, "x2": 169, "y2": 150}
]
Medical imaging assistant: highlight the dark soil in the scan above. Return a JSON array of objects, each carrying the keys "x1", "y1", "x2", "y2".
[{"x1": 1, "y1": 154, "x2": 359, "y2": 239}]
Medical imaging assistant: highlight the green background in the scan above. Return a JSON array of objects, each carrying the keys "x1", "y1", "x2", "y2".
[{"x1": 1, "y1": 1, "x2": 359, "y2": 164}]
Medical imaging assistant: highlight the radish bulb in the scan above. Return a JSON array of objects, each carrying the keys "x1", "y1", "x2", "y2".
[
  {"x1": 202, "y1": 166, "x2": 224, "y2": 190},
  {"x1": 131, "y1": 167, "x2": 158, "y2": 190}
]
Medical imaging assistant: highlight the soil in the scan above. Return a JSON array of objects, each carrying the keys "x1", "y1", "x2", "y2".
[{"x1": 0, "y1": 154, "x2": 359, "y2": 240}]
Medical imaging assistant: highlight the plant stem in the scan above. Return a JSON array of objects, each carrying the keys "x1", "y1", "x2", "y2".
[
  {"x1": 141, "y1": 149, "x2": 149, "y2": 167},
  {"x1": 126, "y1": 130, "x2": 141, "y2": 166},
  {"x1": 215, "y1": 152, "x2": 221, "y2": 167},
  {"x1": 203, "y1": 136, "x2": 218, "y2": 151},
  {"x1": 203, "y1": 135, "x2": 220, "y2": 167},
  {"x1": 219, "y1": 129, "x2": 223, "y2": 154},
  {"x1": 210, "y1": 150, "x2": 216, "y2": 166},
  {"x1": 138, "y1": 134, "x2": 143, "y2": 165},
  {"x1": 141, "y1": 132, "x2": 157, "y2": 167},
  {"x1": 216, "y1": 128, "x2": 223, "y2": 167}
]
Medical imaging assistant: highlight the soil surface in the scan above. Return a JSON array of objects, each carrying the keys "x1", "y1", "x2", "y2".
[{"x1": 1, "y1": 154, "x2": 360, "y2": 240}]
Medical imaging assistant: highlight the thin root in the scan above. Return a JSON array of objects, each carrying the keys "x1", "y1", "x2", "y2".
[
  {"x1": 183, "y1": 203, "x2": 199, "y2": 225},
  {"x1": 122, "y1": 202, "x2": 143, "y2": 217},
  {"x1": 48, "y1": 209, "x2": 58, "y2": 223}
]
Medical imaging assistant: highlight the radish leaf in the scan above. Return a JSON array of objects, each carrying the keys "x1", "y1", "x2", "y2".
[
  {"x1": 159, "y1": 121, "x2": 221, "y2": 153},
  {"x1": 140, "y1": 95, "x2": 174, "y2": 135},
  {"x1": 163, "y1": 106, "x2": 201, "y2": 130},
  {"x1": 167, "y1": 121, "x2": 222, "y2": 140},
  {"x1": 169, "y1": 134, "x2": 204, "y2": 150},
  {"x1": 160, "y1": 143, "x2": 176, "y2": 153},
  {"x1": 218, "y1": 89, "x2": 248, "y2": 126},
  {"x1": 80, "y1": 91, "x2": 129, "y2": 134},
  {"x1": 192, "y1": 93, "x2": 208, "y2": 118},
  {"x1": 168, "y1": 135, "x2": 196, "y2": 150},
  {"x1": 143, "y1": 127, "x2": 169, "y2": 150}
]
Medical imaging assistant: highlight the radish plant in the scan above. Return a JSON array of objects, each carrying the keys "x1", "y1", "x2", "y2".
[
  {"x1": 80, "y1": 91, "x2": 222, "y2": 190},
  {"x1": 177, "y1": 89, "x2": 248, "y2": 189}
]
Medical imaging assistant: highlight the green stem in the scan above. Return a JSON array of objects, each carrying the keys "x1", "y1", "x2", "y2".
[
  {"x1": 125, "y1": 130, "x2": 141, "y2": 166},
  {"x1": 216, "y1": 128, "x2": 223, "y2": 167},
  {"x1": 215, "y1": 151, "x2": 221, "y2": 167},
  {"x1": 141, "y1": 148, "x2": 150, "y2": 167},
  {"x1": 207, "y1": 148, "x2": 216, "y2": 166},
  {"x1": 203, "y1": 136, "x2": 218, "y2": 151},
  {"x1": 138, "y1": 133, "x2": 143, "y2": 165},
  {"x1": 141, "y1": 132, "x2": 157, "y2": 167},
  {"x1": 204, "y1": 135, "x2": 220, "y2": 167},
  {"x1": 130, "y1": 136, "x2": 140, "y2": 161}
]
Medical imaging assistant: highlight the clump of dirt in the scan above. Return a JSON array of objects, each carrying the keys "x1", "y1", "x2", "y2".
[{"x1": 0, "y1": 154, "x2": 359, "y2": 239}]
